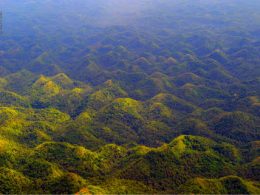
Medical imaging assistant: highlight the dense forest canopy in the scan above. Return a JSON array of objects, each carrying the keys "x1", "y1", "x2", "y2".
[{"x1": 0, "y1": 0, "x2": 259, "y2": 194}]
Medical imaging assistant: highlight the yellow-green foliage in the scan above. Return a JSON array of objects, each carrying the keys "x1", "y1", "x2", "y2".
[
  {"x1": 0, "y1": 107, "x2": 20, "y2": 124},
  {"x1": 51, "y1": 73, "x2": 74, "y2": 89},
  {"x1": 87, "y1": 80, "x2": 127, "y2": 110},
  {"x1": 0, "y1": 69, "x2": 258, "y2": 194},
  {"x1": 249, "y1": 96, "x2": 260, "y2": 106},
  {"x1": 0, "y1": 133, "x2": 259, "y2": 194},
  {"x1": 49, "y1": 172, "x2": 87, "y2": 194},
  {"x1": 0, "y1": 136, "x2": 22, "y2": 152},
  {"x1": 0, "y1": 167, "x2": 32, "y2": 194},
  {"x1": 151, "y1": 93, "x2": 195, "y2": 114},
  {"x1": 0, "y1": 2, "x2": 260, "y2": 193},
  {"x1": 168, "y1": 135, "x2": 187, "y2": 154},
  {"x1": 168, "y1": 135, "x2": 215, "y2": 155},
  {"x1": 27, "y1": 108, "x2": 70, "y2": 124},
  {"x1": 75, "y1": 112, "x2": 93, "y2": 124},
  {"x1": 31, "y1": 75, "x2": 61, "y2": 98},
  {"x1": 22, "y1": 159, "x2": 63, "y2": 180},
  {"x1": 96, "y1": 179, "x2": 156, "y2": 194},
  {"x1": 98, "y1": 144, "x2": 127, "y2": 171},
  {"x1": 150, "y1": 72, "x2": 173, "y2": 89},
  {"x1": 148, "y1": 102, "x2": 173, "y2": 119},
  {"x1": 130, "y1": 145, "x2": 154, "y2": 156},
  {"x1": 111, "y1": 98, "x2": 143, "y2": 118},
  {"x1": 72, "y1": 87, "x2": 84, "y2": 94},
  {"x1": 0, "y1": 91, "x2": 30, "y2": 107},
  {"x1": 178, "y1": 177, "x2": 226, "y2": 194},
  {"x1": 0, "y1": 78, "x2": 7, "y2": 89},
  {"x1": 0, "y1": 107, "x2": 27, "y2": 137},
  {"x1": 178, "y1": 176, "x2": 260, "y2": 194},
  {"x1": 34, "y1": 142, "x2": 101, "y2": 176}
]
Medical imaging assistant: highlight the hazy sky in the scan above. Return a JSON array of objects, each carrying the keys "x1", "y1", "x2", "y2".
[{"x1": 1, "y1": 0, "x2": 260, "y2": 35}]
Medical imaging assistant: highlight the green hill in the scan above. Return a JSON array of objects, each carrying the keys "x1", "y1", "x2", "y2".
[{"x1": 0, "y1": 0, "x2": 260, "y2": 193}]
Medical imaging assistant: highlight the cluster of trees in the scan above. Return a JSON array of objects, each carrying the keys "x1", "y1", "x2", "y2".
[{"x1": 0, "y1": 0, "x2": 259, "y2": 193}]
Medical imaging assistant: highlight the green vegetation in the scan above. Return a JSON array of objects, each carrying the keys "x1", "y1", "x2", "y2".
[
  {"x1": 177, "y1": 176, "x2": 260, "y2": 194},
  {"x1": 0, "y1": 0, "x2": 259, "y2": 193}
]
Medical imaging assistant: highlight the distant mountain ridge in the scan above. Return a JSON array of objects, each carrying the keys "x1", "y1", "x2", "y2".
[{"x1": 0, "y1": 0, "x2": 259, "y2": 193}]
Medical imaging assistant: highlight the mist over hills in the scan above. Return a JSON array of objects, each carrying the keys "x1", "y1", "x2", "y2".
[{"x1": 0, "y1": 0, "x2": 259, "y2": 194}]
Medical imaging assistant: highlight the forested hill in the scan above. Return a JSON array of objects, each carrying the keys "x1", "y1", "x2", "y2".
[{"x1": 0, "y1": 0, "x2": 259, "y2": 194}]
